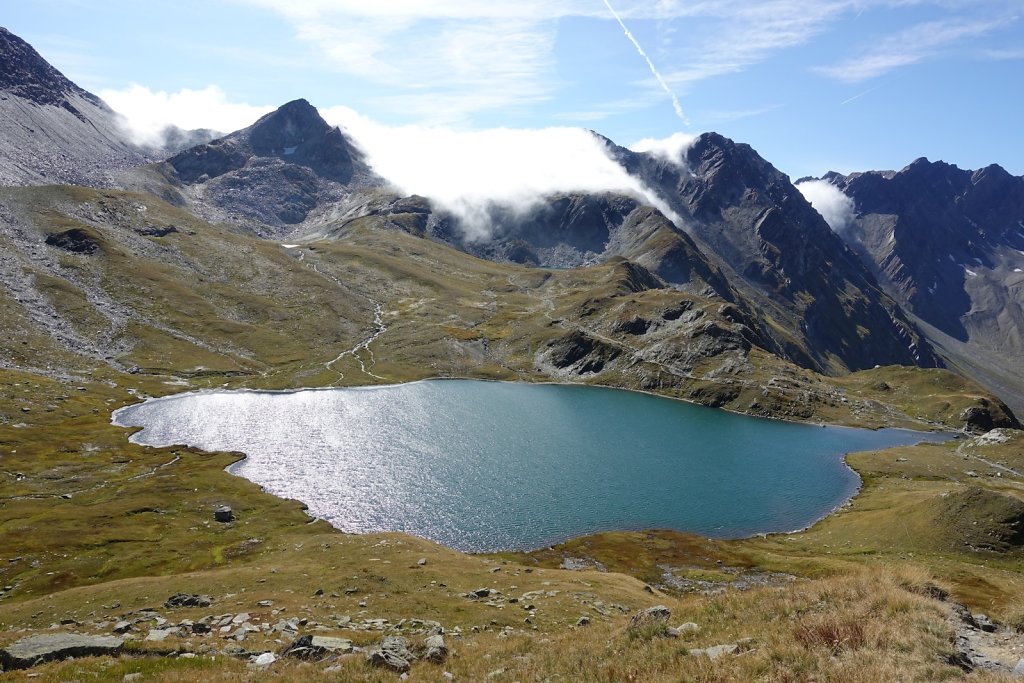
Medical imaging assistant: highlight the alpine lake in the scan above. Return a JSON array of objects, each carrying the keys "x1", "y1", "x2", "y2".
[{"x1": 113, "y1": 380, "x2": 951, "y2": 552}]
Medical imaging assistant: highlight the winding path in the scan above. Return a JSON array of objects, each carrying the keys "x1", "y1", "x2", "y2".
[
  {"x1": 1, "y1": 454, "x2": 182, "y2": 502},
  {"x1": 954, "y1": 436, "x2": 1024, "y2": 478},
  {"x1": 293, "y1": 248, "x2": 388, "y2": 382}
]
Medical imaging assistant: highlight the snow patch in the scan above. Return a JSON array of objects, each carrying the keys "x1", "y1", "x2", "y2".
[
  {"x1": 965, "y1": 268, "x2": 978, "y2": 277},
  {"x1": 1014, "y1": 268, "x2": 1023, "y2": 273},
  {"x1": 280, "y1": 244, "x2": 299, "y2": 249},
  {"x1": 283, "y1": 146, "x2": 297, "y2": 155}
]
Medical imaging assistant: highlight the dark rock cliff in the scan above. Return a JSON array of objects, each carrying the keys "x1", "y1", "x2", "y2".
[{"x1": 826, "y1": 159, "x2": 1024, "y2": 348}]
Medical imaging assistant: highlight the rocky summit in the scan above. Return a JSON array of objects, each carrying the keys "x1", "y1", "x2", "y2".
[{"x1": 164, "y1": 98, "x2": 381, "y2": 233}]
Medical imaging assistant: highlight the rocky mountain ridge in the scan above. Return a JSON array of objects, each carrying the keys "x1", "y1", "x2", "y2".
[
  {"x1": 0, "y1": 26, "x2": 146, "y2": 186},
  {"x1": 825, "y1": 159, "x2": 1024, "y2": 413},
  {"x1": 600, "y1": 132, "x2": 939, "y2": 375}
]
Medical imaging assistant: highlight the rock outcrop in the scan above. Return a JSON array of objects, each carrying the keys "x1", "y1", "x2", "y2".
[{"x1": 0, "y1": 633, "x2": 125, "y2": 670}]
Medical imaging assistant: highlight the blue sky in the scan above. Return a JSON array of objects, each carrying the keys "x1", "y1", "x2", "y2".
[{"x1": 5, "y1": 0, "x2": 1023, "y2": 178}]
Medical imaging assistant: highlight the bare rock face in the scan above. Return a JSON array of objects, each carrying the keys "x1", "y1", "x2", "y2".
[
  {"x1": 545, "y1": 330, "x2": 621, "y2": 375},
  {"x1": 0, "y1": 26, "x2": 103, "y2": 109},
  {"x1": 0, "y1": 633, "x2": 125, "y2": 670},
  {"x1": 429, "y1": 191, "x2": 734, "y2": 301},
  {"x1": 282, "y1": 634, "x2": 355, "y2": 660},
  {"x1": 827, "y1": 160, "x2": 1024, "y2": 346},
  {"x1": 0, "y1": 26, "x2": 146, "y2": 186}
]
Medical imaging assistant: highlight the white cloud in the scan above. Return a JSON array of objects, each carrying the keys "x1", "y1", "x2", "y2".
[
  {"x1": 796, "y1": 180, "x2": 856, "y2": 233},
  {"x1": 233, "y1": 0, "x2": 853, "y2": 126},
  {"x1": 231, "y1": 0, "x2": 1019, "y2": 129},
  {"x1": 659, "y1": 1, "x2": 847, "y2": 88},
  {"x1": 99, "y1": 84, "x2": 273, "y2": 146},
  {"x1": 322, "y1": 105, "x2": 681, "y2": 239},
  {"x1": 630, "y1": 132, "x2": 696, "y2": 164},
  {"x1": 815, "y1": 17, "x2": 1008, "y2": 82}
]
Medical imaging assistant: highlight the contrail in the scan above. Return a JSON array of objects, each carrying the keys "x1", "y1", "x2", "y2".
[
  {"x1": 601, "y1": 0, "x2": 689, "y2": 126},
  {"x1": 840, "y1": 85, "x2": 881, "y2": 106}
]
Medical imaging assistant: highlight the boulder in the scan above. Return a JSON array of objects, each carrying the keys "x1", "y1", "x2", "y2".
[
  {"x1": 145, "y1": 629, "x2": 176, "y2": 642},
  {"x1": 249, "y1": 652, "x2": 277, "y2": 669},
  {"x1": 629, "y1": 605, "x2": 671, "y2": 627},
  {"x1": 282, "y1": 635, "x2": 354, "y2": 660},
  {"x1": 44, "y1": 228, "x2": 101, "y2": 255},
  {"x1": 424, "y1": 634, "x2": 448, "y2": 663},
  {"x1": 214, "y1": 506, "x2": 234, "y2": 523},
  {"x1": 366, "y1": 635, "x2": 412, "y2": 673},
  {"x1": 0, "y1": 633, "x2": 125, "y2": 670},
  {"x1": 667, "y1": 621, "x2": 700, "y2": 638},
  {"x1": 689, "y1": 638, "x2": 755, "y2": 660},
  {"x1": 165, "y1": 593, "x2": 213, "y2": 608}
]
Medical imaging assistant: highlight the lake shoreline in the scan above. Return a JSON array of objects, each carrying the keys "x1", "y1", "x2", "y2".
[{"x1": 112, "y1": 378, "x2": 954, "y2": 554}]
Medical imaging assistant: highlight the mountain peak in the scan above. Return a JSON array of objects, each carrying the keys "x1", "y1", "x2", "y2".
[
  {"x1": 169, "y1": 98, "x2": 358, "y2": 185},
  {"x1": 0, "y1": 26, "x2": 105, "y2": 111},
  {"x1": 248, "y1": 98, "x2": 330, "y2": 155},
  {"x1": 165, "y1": 98, "x2": 381, "y2": 228}
]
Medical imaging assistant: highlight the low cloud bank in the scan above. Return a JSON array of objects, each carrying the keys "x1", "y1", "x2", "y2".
[
  {"x1": 323, "y1": 106, "x2": 682, "y2": 239},
  {"x1": 630, "y1": 131, "x2": 696, "y2": 164},
  {"x1": 99, "y1": 84, "x2": 273, "y2": 147},
  {"x1": 795, "y1": 179, "x2": 856, "y2": 234}
]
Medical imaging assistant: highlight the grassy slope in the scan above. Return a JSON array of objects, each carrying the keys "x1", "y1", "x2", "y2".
[{"x1": 0, "y1": 185, "x2": 1022, "y2": 680}]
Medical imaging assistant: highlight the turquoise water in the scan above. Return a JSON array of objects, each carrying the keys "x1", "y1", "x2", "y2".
[{"x1": 113, "y1": 380, "x2": 949, "y2": 552}]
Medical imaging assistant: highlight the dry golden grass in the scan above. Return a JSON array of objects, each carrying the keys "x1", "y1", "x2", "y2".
[{"x1": 0, "y1": 568, "x2": 981, "y2": 682}]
